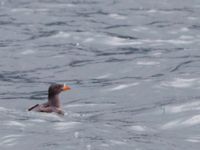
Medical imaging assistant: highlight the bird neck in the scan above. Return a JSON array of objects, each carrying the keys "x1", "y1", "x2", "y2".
[{"x1": 48, "y1": 94, "x2": 61, "y2": 108}]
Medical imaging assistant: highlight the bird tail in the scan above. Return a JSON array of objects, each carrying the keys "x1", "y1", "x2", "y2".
[{"x1": 28, "y1": 104, "x2": 39, "y2": 111}]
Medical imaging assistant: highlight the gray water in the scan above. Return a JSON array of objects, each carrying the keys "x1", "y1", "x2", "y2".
[{"x1": 0, "y1": 0, "x2": 200, "y2": 149}]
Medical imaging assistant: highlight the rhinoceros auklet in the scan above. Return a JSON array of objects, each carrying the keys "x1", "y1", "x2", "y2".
[{"x1": 28, "y1": 84, "x2": 71, "y2": 115}]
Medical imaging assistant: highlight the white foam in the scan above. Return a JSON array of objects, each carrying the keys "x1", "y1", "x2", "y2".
[
  {"x1": 108, "y1": 83, "x2": 139, "y2": 91},
  {"x1": 110, "y1": 140, "x2": 126, "y2": 145},
  {"x1": 101, "y1": 143, "x2": 109, "y2": 147},
  {"x1": 11, "y1": 8, "x2": 33, "y2": 12},
  {"x1": 188, "y1": 16, "x2": 198, "y2": 20},
  {"x1": 147, "y1": 38, "x2": 192, "y2": 45},
  {"x1": 0, "y1": 106, "x2": 7, "y2": 111},
  {"x1": 107, "y1": 37, "x2": 142, "y2": 46},
  {"x1": 132, "y1": 26, "x2": 148, "y2": 32},
  {"x1": 1, "y1": 1, "x2": 4, "y2": 6},
  {"x1": 11, "y1": 8, "x2": 48, "y2": 13},
  {"x1": 151, "y1": 52, "x2": 162, "y2": 56},
  {"x1": 147, "y1": 9, "x2": 157, "y2": 13},
  {"x1": 106, "y1": 37, "x2": 193, "y2": 46},
  {"x1": 161, "y1": 78, "x2": 197, "y2": 88},
  {"x1": 179, "y1": 35, "x2": 193, "y2": 40},
  {"x1": 86, "y1": 144, "x2": 91, "y2": 150},
  {"x1": 74, "y1": 131, "x2": 79, "y2": 138},
  {"x1": 65, "y1": 103, "x2": 115, "y2": 108},
  {"x1": 161, "y1": 119, "x2": 181, "y2": 129},
  {"x1": 1, "y1": 134, "x2": 23, "y2": 139},
  {"x1": 83, "y1": 38, "x2": 94, "y2": 43},
  {"x1": 52, "y1": 31, "x2": 71, "y2": 38},
  {"x1": 42, "y1": 3, "x2": 75, "y2": 8},
  {"x1": 165, "y1": 102, "x2": 200, "y2": 114},
  {"x1": 155, "y1": 39, "x2": 192, "y2": 44},
  {"x1": 182, "y1": 114, "x2": 200, "y2": 126},
  {"x1": 0, "y1": 138, "x2": 16, "y2": 146},
  {"x1": 29, "y1": 119, "x2": 46, "y2": 123},
  {"x1": 130, "y1": 125, "x2": 146, "y2": 132},
  {"x1": 66, "y1": 103, "x2": 98, "y2": 108},
  {"x1": 136, "y1": 61, "x2": 160, "y2": 65},
  {"x1": 4, "y1": 121, "x2": 26, "y2": 128},
  {"x1": 0, "y1": 135, "x2": 23, "y2": 147},
  {"x1": 162, "y1": 114, "x2": 200, "y2": 129},
  {"x1": 185, "y1": 136, "x2": 200, "y2": 143},
  {"x1": 186, "y1": 139, "x2": 200, "y2": 143},
  {"x1": 95, "y1": 73, "x2": 112, "y2": 79},
  {"x1": 54, "y1": 122, "x2": 80, "y2": 130},
  {"x1": 108, "y1": 13, "x2": 126, "y2": 20},
  {"x1": 28, "y1": 111, "x2": 64, "y2": 122},
  {"x1": 52, "y1": 55, "x2": 65, "y2": 58},
  {"x1": 180, "y1": 27, "x2": 189, "y2": 32},
  {"x1": 65, "y1": 4, "x2": 76, "y2": 7},
  {"x1": 21, "y1": 49, "x2": 35, "y2": 55}
]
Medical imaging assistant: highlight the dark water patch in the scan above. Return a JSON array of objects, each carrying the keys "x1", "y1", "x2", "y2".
[
  {"x1": 0, "y1": 39, "x2": 20, "y2": 47},
  {"x1": 28, "y1": 30, "x2": 58, "y2": 40},
  {"x1": 60, "y1": 78, "x2": 102, "y2": 87},
  {"x1": 170, "y1": 60, "x2": 193, "y2": 72},
  {"x1": 38, "y1": 43, "x2": 72, "y2": 49},
  {"x1": 104, "y1": 24, "x2": 132, "y2": 30},
  {"x1": 29, "y1": 91, "x2": 47, "y2": 100},
  {"x1": 129, "y1": 8, "x2": 150, "y2": 12},
  {"x1": 106, "y1": 118, "x2": 136, "y2": 125},
  {"x1": 0, "y1": 92, "x2": 31, "y2": 100},
  {"x1": 0, "y1": 20, "x2": 13, "y2": 25},
  {"x1": 8, "y1": 1, "x2": 32, "y2": 7},
  {"x1": 169, "y1": 55, "x2": 192, "y2": 59},
  {"x1": 45, "y1": 21, "x2": 68, "y2": 26},
  {"x1": 146, "y1": 21, "x2": 173, "y2": 28},
  {"x1": 105, "y1": 32, "x2": 138, "y2": 40},
  {"x1": 96, "y1": 47, "x2": 151, "y2": 56},
  {"x1": 74, "y1": 76, "x2": 139, "y2": 88},
  {"x1": 70, "y1": 0, "x2": 100, "y2": 5},
  {"x1": 39, "y1": 43, "x2": 65, "y2": 48},
  {"x1": 0, "y1": 0, "x2": 200, "y2": 149},
  {"x1": 111, "y1": 105, "x2": 157, "y2": 115},
  {"x1": 23, "y1": 65, "x2": 63, "y2": 74},
  {"x1": 105, "y1": 58, "x2": 130, "y2": 63},
  {"x1": 89, "y1": 79, "x2": 112, "y2": 87},
  {"x1": 62, "y1": 79, "x2": 84, "y2": 86},
  {"x1": 190, "y1": 25, "x2": 200, "y2": 30},
  {"x1": 0, "y1": 42, "x2": 9, "y2": 47},
  {"x1": 42, "y1": 143, "x2": 60, "y2": 148},
  {"x1": 151, "y1": 73, "x2": 164, "y2": 78},
  {"x1": 87, "y1": 18, "x2": 109, "y2": 26},
  {"x1": 126, "y1": 134, "x2": 164, "y2": 145},
  {"x1": 0, "y1": 22, "x2": 27, "y2": 27},
  {"x1": 75, "y1": 110, "x2": 102, "y2": 117},
  {"x1": 0, "y1": 71, "x2": 39, "y2": 83},
  {"x1": 69, "y1": 76, "x2": 142, "y2": 88},
  {"x1": 80, "y1": 135, "x2": 105, "y2": 142},
  {"x1": 160, "y1": 8, "x2": 194, "y2": 13},
  {"x1": 129, "y1": 7, "x2": 194, "y2": 13},
  {"x1": 65, "y1": 98, "x2": 86, "y2": 105},
  {"x1": 69, "y1": 59, "x2": 94, "y2": 67},
  {"x1": 121, "y1": 76, "x2": 145, "y2": 80},
  {"x1": 75, "y1": 10, "x2": 109, "y2": 17},
  {"x1": 0, "y1": 14, "x2": 9, "y2": 17}
]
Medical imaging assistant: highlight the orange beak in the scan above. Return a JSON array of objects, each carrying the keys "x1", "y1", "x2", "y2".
[{"x1": 63, "y1": 84, "x2": 71, "y2": 91}]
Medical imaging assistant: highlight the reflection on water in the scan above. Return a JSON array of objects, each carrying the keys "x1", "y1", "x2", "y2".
[{"x1": 1, "y1": 0, "x2": 200, "y2": 149}]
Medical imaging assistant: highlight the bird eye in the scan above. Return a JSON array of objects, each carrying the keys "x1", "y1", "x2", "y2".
[{"x1": 58, "y1": 85, "x2": 63, "y2": 90}]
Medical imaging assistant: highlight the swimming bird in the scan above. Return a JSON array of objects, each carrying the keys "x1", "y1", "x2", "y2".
[{"x1": 28, "y1": 84, "x2": 71, "y2": 115}]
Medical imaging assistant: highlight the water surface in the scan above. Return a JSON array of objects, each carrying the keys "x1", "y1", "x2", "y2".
[{"x1": 1, "y1": 0, "x2": 200, "y2": 149}]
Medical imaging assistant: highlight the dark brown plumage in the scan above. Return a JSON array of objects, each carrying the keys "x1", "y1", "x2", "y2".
[{"x1": 28, "y1": 84, "x2": 71, "y2": 115}]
